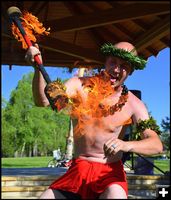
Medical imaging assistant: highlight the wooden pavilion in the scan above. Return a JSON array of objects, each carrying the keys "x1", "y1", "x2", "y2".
[{"x1": 1, "y1": 1, "x2": 170, "y2": 71}]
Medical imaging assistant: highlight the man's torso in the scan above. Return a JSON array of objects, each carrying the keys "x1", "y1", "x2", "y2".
[{"x1": 71, "y1": 80, "x2": 134, "y2": 163}]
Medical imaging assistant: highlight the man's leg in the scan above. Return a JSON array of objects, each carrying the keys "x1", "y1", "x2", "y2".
[
  {"x1": 99, "y1": 184, "x2": 127, "y2": 199},
  {"x1": 39, "y1": 189, "x2": 66, "y2": 199}
]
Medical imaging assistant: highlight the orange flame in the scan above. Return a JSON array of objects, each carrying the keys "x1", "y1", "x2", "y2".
[
  {"x1": 11, "y1": 11, "x2": 50, "y2": 49},
  {"x1": 69, "y1": 71, "x2": 115, "y2": 138},
  {"x1": 67, "y1": 70, "x2": 132, "y2": 139}
]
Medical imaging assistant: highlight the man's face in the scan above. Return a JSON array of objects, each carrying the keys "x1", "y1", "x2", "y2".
[{"x1": 105, "y1": 56, "x2": 132, "y2": 88}]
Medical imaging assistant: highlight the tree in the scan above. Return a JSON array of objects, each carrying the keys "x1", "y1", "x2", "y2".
[
  {"x1": 2, "y1": 97, "x2": 8, "y2": 109},
  {"x1": 160, "y1": 117, "x2": 170, "y2": 151},
  {"x1": 161, "y1": 117, "x2": 170, "y2": 133},
  {"x1": 2, "y1": 107, "x2": 16, "y2": 157},
  {"x1": 2, "y1": 72, "x2": 70, "y2": 157}
]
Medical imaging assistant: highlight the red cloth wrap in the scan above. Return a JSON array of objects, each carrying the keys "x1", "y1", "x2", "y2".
[{"x1": 49, "y1": 158, "x2": 128, "y2": 199}]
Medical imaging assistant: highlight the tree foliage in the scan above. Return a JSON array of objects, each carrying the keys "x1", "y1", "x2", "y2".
[
  {"x1": 160, "y1": 117, "x2": 170, "y2": 151},
  {"x1": 2, "y1": 72, "x2": 70, "y2": 157},
  {"x1": 161, "y1": 117, "x2": 170, "y2": 133}
]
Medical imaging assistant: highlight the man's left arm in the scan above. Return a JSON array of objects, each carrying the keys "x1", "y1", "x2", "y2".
[
  {"x1": 124, "y1": 128, "x2": 163, "y2": 155},
  {"x1": 123, "y1": 99, "x2": 163, "y2": 155},
  {"x1": 104, "y1": 97, "x2": 163, "y2": 157}
]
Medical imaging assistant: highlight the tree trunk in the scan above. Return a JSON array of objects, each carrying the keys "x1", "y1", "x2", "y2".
[
  {"x1": 14, "y1": 134, "x2": 19, "y2": 157},
  {"x1": 20, "y1": 142, "x2": 26, "y2": 157},
  {"x1": 33, "y1": 140, "x2": 38, "y2": 157},
  {"x1": 29, "y1": 145, "x2": 32, "y2": 157},
  {"x1": 14, "y1": 150, "x2": 19, "y2": 157},
  {"x1": 78, "y1": 68, "x2": 85, "y2": 77}
]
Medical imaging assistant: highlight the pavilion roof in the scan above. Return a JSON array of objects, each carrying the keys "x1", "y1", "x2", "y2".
[{"x1": 1, "y1": 1, "x2": 170, "y2": 70}]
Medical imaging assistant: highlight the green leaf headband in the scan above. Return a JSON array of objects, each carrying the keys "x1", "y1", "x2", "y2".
[{"x1": 100, "y1": 43, "x2": 147, "y2": 73}]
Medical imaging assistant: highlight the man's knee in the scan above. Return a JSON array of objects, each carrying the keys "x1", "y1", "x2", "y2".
[
  {"x1": 39, "y1": 189, "x2": 67, "y2": 199},
  {"x1": 99, "y1": 184, "x2": 127, "y2": 199}
]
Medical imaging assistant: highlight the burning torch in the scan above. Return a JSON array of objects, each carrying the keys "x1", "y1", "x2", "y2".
[
  {"x1": 7, "y1": 6, "x2": 51, "y2": 83},
  {"x1": 7, "y1": 6, "x2": 65, "y2": 111}
]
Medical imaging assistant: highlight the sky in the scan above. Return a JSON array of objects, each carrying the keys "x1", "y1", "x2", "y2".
[{"x1": 1, "y1": 47, "x2": 170, "y2": 128}]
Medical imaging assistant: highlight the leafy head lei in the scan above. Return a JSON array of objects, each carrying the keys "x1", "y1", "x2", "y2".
[{"x1": 100, "y1": 43, "x2": 147, "y2": 74}]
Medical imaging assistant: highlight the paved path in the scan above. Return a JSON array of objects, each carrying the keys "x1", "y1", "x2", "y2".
[
  {"x1": 2, "y1": 167, "x2": 68, "y2": 176},
  {"x1": 2, "y1": 167, "x2": 136, "y2": 176}
]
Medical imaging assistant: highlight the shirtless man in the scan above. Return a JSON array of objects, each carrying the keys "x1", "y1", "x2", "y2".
[{"x1": 26, "y1": 42, "x2": 163, "y2": 199}]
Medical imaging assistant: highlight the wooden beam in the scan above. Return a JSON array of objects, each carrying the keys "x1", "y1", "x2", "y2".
[
  {"x1": 118, "y1": 1, "x2": 170, "y2": 4},
  {"x1": 87, "y1": 27, "x2": 120, "y2": 45},
  {"x1": 16, "y1": 1, "x2": 24, "y2": 11},
  {"x1": 72, "y1": 2, "x2": 94, "y2": 13},
  {"x1": 133, "y1": 14, "x2": 169, "y2": 31},
  {"x1": 89, "y1": 28, "x2": 106, "y2": 46},
  {"x1": 63, "y1": 2, "x2": 105, "y2": 46},
  {"x1": 44, "y1": 3, "x2": 169, "y2": 32},
  {"x1": 146, "y1": 46, "x2": 159, "y2": 57},
  {"x1": 134, "y1": 16, "x2": 170, "y2": 50},
  {"x1": 2, "y1": 57, "x2": 102, "y2": 68},
  {"x1": 138, "y1": 50, "x2": 151, "y2": 59},
  {"x1": 63, "y1": 1, "x2": 105, "y2": 47},
  {"x1": 1, "y1": 3, "x2": 9, "y2": 22},
  {"x1": 1, "y1": 47, "x2": 102, "y2": 68},
  {"x1": 28, "y1": 2, "x2": 48, "y2": 16},
  {"x1": 104, "y1": 2, "x2": 125, "y2": 8},
  {"x1": 132, "y1": 19, "x2": 149, "y2": 31},
  {"x1": 84, "y1": 2, "x2": 133, "y2": 43},
  {"x1": 43, "y1": 2, "x2": 49, "y2": 22},
  {"x1": 84, "y1": 2, "x2": 102, "y2": 10},
  {"x1": 40, "y1": 37, "x2": 104, "y2": 64},
  {"x1": 63, "y1": 1, "x2": 82, "y2": 14},
  {"x1": 2, "y1": 32, "x2": 104, "y2": 64},
  {"x1": 160, "y1": 37, "x2": 170, "y2": 46},
  {"x1": 113, "y1": 24, "x2": 134, "y2": 40},
  {"x1": 34, "y1": 2, "x2": 48, "y2": 16},
  {"x1": 97, "y1": 26, "x2": 122, "y2": 43},
  {"x1": 84, "y1": 1, "x2": 120, "y2": 10},
  {"x1": 80, "y1": 2, "x2": 122, "y2": 45},
  {"x1": 62, "y1": 1, "x2": 82, "y2": 45},
  {"x1": 28, "y1": 2, "x2": 41, "y2": 13}
]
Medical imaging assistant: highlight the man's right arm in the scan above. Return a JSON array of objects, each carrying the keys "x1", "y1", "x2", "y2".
[
  {"x1": 25, "y1": 45, "x2": 50, "y2": 107},
  {"x1": 32, "y1": 67, "x2": 50, "y2": 107},
  {"x1": 26, "y1": 45, "x2": 82, "y2": 108}
]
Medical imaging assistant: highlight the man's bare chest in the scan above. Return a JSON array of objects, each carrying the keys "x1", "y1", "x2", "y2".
[
  {"x1": 85, "y1": 107, "x2": 132, "y2": 130},
  {"x1": 71, "y1": 86, "x2": 132, "y2": 139},
  {"x1": 80, "y1": 87, "x2": 131, "y2": 119}
]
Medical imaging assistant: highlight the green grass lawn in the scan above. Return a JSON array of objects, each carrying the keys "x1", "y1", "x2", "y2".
[
  {"x1": 153, "y1": 159, "x2": 170, "y2": 174},
  {"x1": 2, "y1": 156, "x2": 53, "y2": 168},
  {"x1": 126, "y1": 159, "x2": 170, "y2": 174}
]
